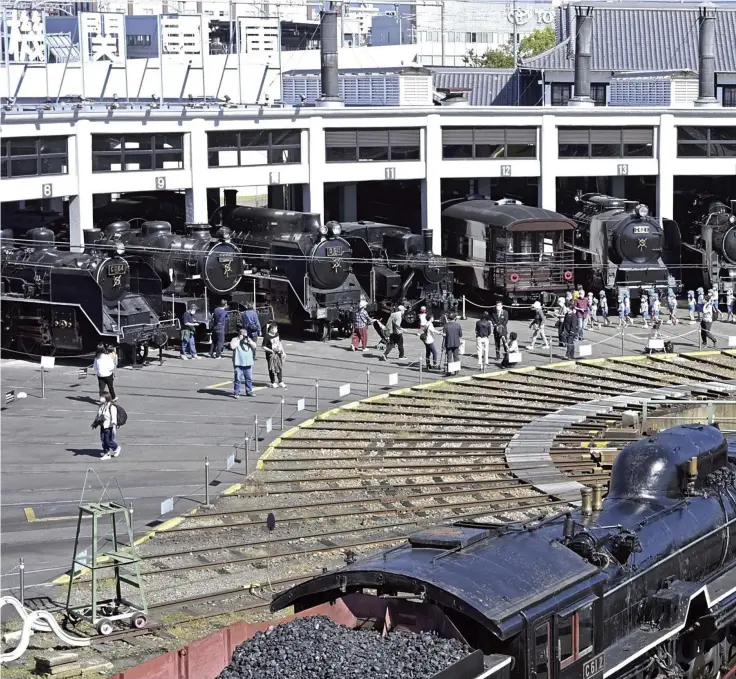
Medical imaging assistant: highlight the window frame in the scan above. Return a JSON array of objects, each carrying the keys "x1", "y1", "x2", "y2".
[
  {"x1": 324, "y1": 128, "x2": 421, "y2": 163},
  {"x1": 558, "y1": 127, "x2": 654, "y2": 158},
  {"x1": 677, "y1": 126, "x2": 736, "y2": 157},
  {"x1": 91, "y1": 133, "x2": 184, "y2": 173},
  {"x1": 590, "y1": 83, "x2": 607, "y2": 106},
  {"x1": 441, "y1": 127, "x2": 537, "y2": 160},
  {"x1": 1, "y1": 136, "x2": 69, "y2": 179},
  {"x1": 723, "y1": 86, "x2": 736, "y2": 108},
  {"x1": 207, "y1": 129, "x2": 302, "y2": 168},
  {"x1": 551, "y1": 83, "x2": 572, "y2": 106},
  {"x1": 558, "y1": 605, "x2": 594, "y2": 669}
]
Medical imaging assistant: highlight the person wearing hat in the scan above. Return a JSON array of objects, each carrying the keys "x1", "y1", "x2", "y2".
[
  {"x1": 380, "y1": 304, "x2": 405, "y2": 361},
  {"x1": 351, "y1": 300, "x2": 372, "y2": 352}
]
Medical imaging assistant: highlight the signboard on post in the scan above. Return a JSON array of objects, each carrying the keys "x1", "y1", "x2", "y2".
[
  {"x1": 4, "y1": 391, "x2": 15, "y2": 406},
  {"x1": 78, "y1": 368, "x2": 88, "y2": 379},
  {"x1": 226, "y1": 453, "x2": 236, "y2": 470},
  {"x1": 577, "y1": 344, "x2": 593, "y2": 358},
  {"x1": 4, "y1": 9, "x2": 46, "y2": 63},
  {"x1": 265, "y1": 418, "x2": 273, "y2": 434},
  {"x1": 79, "y1": 12, "x2": 126, "y2": 65},
  {"x1": 160, "y1": 14, "x2": 204, "y2": 66},
  {"x1": 160, "y1": 497, "x2": 174, "y2": 515},
  {"x1": 388, "y1": 373, "x2": 398, "y2": 386},
  {"x1": 40, "y1": 356, "x2": 55, "y2": 370},
  {"x1": 447, "y1": 360, "x2": 461, "y2": 373},
  {"x1": 297, "y1": 398, "x2": 305, "y2": 412},
  {"x1": 729, "y1": 336, "x2": 736, "y2": 348},
  {"x1": 339, "y1": 384, "x2": 351, "y2": 398},
  {"x1": 648, "y1": 338, "x2": 665, "y2": 351}
]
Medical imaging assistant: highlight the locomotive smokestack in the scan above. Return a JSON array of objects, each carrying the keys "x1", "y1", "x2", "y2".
[
  {"x1": 695, "y1": 4, "x2": 718, "y2": 108},
  {"x1": 317, "y1": 9, "x2": 343, "y2": 108},
  {"x1": 422, "y1": 229, "x2": 433, "y2": 255},
  {"x1": 568, "y1": 6, "x2": 594, "y2": 108},
  {"x1": 224, "y1": 189, "x2": 237, "y2": 207}
]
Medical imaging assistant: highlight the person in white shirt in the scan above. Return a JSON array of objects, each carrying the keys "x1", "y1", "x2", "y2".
[
  {"x1": 95, "y1": 393, "x2": 121, "y2": 460},
  {"x1": 93, "y1": 344, "x2": 117, "y2": 403}
]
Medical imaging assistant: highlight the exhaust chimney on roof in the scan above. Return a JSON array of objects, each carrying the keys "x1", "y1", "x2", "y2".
[
  {"x1": 317, "y1": 9, "x2": 344, "y2": 108},
  {"x1": 568, "y1": 6, "x2": 594, "y2": 108},
  {"x1": 695, "y1": 4, "x2": 719, "y2": 108}
]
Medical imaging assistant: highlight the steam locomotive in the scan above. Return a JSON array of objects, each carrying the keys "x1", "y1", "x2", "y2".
[
  {"x1": 338, "y1": 221, "x2": 457, "y2": 324},
  {"x1": 273, "y1": 424, "x2": 736, "y2": 679},
  {"x1": 680, "y1": 195, "x2": 736, "y2": 293},
  {"x1": 1, "y1": 227, "x2": 167, "y2": 359},
  {"x1": 210, "y1": 204, "x2": 366, "y2": 340},
  {"x1": 101, "y1": 220, "x2": 245, "y2": 343},
  {"x1": 570, "y1": 193, "x2": 680, "y2": 300}
]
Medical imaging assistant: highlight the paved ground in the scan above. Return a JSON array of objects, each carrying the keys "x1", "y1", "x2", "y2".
[{"x1": 0, "y1": 311, "x2": 731, "y2": 599}]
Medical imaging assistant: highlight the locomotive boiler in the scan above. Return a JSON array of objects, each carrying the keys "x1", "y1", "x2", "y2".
[
  {"x1": 337, "y1": 221, "x2": 456, "y2": 324},
  {"x1": 102, "y1": 220, "x2": 244, "y2": 343},
  {"x1": 273, "y1": 424, "x2": 736, "y2": 679},
  {"x1": 210, "y1": 203, "x2": 367, "y2": 340},
  {"x1": 570, "y1": 193, "x2": 679, "y2": 299},
  {"x1": 682, "y1": 196, "x2": 736, "y2": 293},
  {"x1": 1, "y1": 227, "x2": 166, "y2": 359}
]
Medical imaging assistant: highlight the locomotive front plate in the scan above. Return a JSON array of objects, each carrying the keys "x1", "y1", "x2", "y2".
[
  {"x1": 108, "y1": 264, "x2": 127, "y2": 276},
  {"x1": 326, "y1": 246, "x2": 343, "y2": 257},
  {"x1": 582, "y1": 653, "x2": 604, "y2": 679},
  {"x1": 633, "y1": 226, "x2": 650, "y2": 234}
]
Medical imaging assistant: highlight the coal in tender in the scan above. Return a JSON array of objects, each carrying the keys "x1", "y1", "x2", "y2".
[{"x1": 217, "y1": 615, "x2": 470, "y2": 679}]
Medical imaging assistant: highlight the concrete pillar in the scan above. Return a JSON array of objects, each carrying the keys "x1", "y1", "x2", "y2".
[
  {"x1": 477, "y1": 178, "x2": 492, "y2": 198},
  {"x1": 421, "y1": 114, "x2": 442, "y2": 253},
  {"x1": 304, "y1": 120, "x2": 325, "y2": 220},
  {"x1": 338, "y1": 183, "x2": 358, "y2": 222},
  {"x1": 538, "y1": 115, "x2": 558, "y2": 211},
  {"x1": 69, "y1": 119, "x2": 94, "y2": 252},
  {"x1": 185, "y1": 118, "x2": 210, "y2": 224},
  {"x1": 657, "y1": 114, "x2": 675, "y2": 221},
  {"x1": 610, "y1": 176, "x2": 626, "y2": 198}
]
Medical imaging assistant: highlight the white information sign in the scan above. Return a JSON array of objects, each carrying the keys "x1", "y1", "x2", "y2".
[
  {"x1": 648, "y1": 339, "x2": 665, "y2": 350},
  {"x1": 5, "y1": 9, "x2": 45, "y2": 63},
  {"x1": 226, "y1": 453, "x2": 235, "y2": 470},
  {"x1": 160, "y1": 497, "x2": 174, "y2": 515},
  {"x1": 339, "y1": 383, "x2": 351, "y2": 397},
  {"x1": 447, "y1": 361, "x2": 461, "y2": 373},
  {"x1": 577, "y1": 344, "x2": 593, "y2": 358},
  {"x1": 297, "y1": 398, "x2": 306, "y2": 412},
  {"x1": 160, "y1": 14, "x2": 203, "y2": 66},
  {"x1": 80, "y1": 12, "x2": 125, "y2": 64},
  {"x1": 388, "y1": 373, "x2": 399, "y2": 386},
  {"x1": 40, "y1": 356, "x2": 55, "y2": 369},
  {"x1": 729, "y1": 336, "x2": 736, "y2": 348},
  {"x1": 265, "y1": 418, "x2": 273, "y2": 434}
]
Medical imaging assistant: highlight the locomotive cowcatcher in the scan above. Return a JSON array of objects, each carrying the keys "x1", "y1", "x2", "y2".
[
  {"x1": 441, "y1": 197, "x2": 575, "y2": 308},
  {"x1": 273, "y1": 424, "x2": 736, "y2": 679}
]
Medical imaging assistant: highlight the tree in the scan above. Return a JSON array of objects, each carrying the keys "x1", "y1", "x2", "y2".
[{"x1": 462, "y1": 27, "x2": 556, "y2": 68}]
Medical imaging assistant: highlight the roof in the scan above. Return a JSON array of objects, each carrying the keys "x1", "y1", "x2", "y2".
[
  {"x1": 431, "y1": 68, "x2": 518, "y2": 107},
  {"x1": 272, "y1": 527, "x2": 600, "y2": 636},
  {"x1": 523, "y1": 7, "x2": 736, "y2": 73},
  {"x1": 442, "y1": 200, "x2": 575, "y2": 232}
]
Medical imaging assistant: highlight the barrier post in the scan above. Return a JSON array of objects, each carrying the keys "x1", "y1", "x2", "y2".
[
  {"x1": 315, "y1": 380, "x2": 320, "y2": 412},
  {"x1": 41, "y1": 367, "x2": 45, "y2": 399},
  {"x1": 254, "y1": 416, "x2": 259, "y2": 454},
  {"x1": 366, "y1": 370, "x2": 370, "y2": 397},
  {"x1": 621, "y1": 326, "x2": 625, "y2": 356},
  {"x1": 549, "y1": 340, "x2": 553, "y2": 364},
  {"x1": 641, "y1": 400, "x2": 648, "y2": 433},
  {"x1": 204, "y1": 457, "x2": 210, "y2": 506},
  {"x1": 19, "y1": 557, "x2": 25, "y2": 606},
  {"x1": 462, "y1": 295, "x2": 466, "y2": 320},
  {"x1": 280, "y1": 398, "x2": 285, "y2": 430},
  {"x1": 419, "y1": 355, "x2": 423, "y2": 384},
  {"x1": 699, "y1": 327, "x2": 703, "y2": 350}
]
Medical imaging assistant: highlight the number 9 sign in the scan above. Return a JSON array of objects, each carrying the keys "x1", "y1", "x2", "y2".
[{"x1": 155, "y1": 176, "x2": 166, "y2": 190}]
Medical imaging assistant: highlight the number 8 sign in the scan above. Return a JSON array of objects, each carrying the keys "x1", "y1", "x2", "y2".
[
  {"x1": 155, "y1": 176, "x2": 166, "y2": 190},
  {"x1": 42, "y1": 183, "x2": 52, "y2": 198}
]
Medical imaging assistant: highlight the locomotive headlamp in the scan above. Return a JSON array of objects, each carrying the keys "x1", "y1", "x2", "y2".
[
  {"x1": 115, "y1": 243, "x2": 126, "y2": 255},
  {"x1": 729, "y1": 214, "x2": 735, "y2": 224},
  {"x1": 318, "y1": 225, "x2": 329, "y2": 236},
  {"x1": 636, "y1": 205, "x2": 649, "y2": 218},
  {"x1": 331, "y1": 223, "x2": 342, "y2": 236}
]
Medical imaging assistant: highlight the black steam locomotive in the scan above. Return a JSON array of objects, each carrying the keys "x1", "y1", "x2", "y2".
[
  {"x1": 681, "y1": 195, "x2": 736, "y2": 294},
  {"x1": 338, "y1": 221, "x2": 456, "y2": 324},
  {"x1": 210, "y1": 204, "x2": 366, "y2": 340},
  {"x1": 273, "y1": 424, "x2": 736, "y2": 679},
  {"x1": 570, "y1": 193, "x2": 680, "y2": 300},
  {"x1": 1, "y1": 227, "x2": 167, "y2": 359},
  {"x1": 101, "y1": 220, "x2": 244, "y2": 343}
]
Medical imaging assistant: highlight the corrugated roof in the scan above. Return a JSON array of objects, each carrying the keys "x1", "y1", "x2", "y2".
[
  {"x1": 523, "y1": 7, "x2": 736, "y2": 73},
  {"x1": 431, "y1": 68, "x2": 519, "y2": 106}
]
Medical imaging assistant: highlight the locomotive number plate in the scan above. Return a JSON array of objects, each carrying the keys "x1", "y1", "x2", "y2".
[
  {"x1": 582, "y1": 654, "x2": 604, "y2": 679},
  {"x1": 326, "y1": 247, "x2": 343, "y2": 257},
  {"x1": 633, "y1": 226, "x2": 650, "y2": 234},
  {"x1": 218, "y1": 255, "x2": 235, "y2": 262},
  {"x1": 108, "y1": 264, "x2": 126, "y2": 276}
]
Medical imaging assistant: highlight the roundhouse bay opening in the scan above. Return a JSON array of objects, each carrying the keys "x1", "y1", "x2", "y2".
[
  {"x1": 441, "y1": 198, "x2": 575, "y2": 309},
  {"x1": 441, "y1": 178, "x2": 541, "y2": 209},
  {"x1": 325, "y1": 180, "x2": 423, "y2": 230}
]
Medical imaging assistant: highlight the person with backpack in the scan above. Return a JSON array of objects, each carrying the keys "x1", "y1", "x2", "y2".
[
  {"x1": 379, "y1": 305, "x2": 405, "y2": 361},
  {"x1": 92, "y1": 393, "x2": 124, "y2": 460},
  {"x1": 241, "y1": 303, "x2": 262, "y2": 359},
  {"x1": 262, "y1": 323, "x2": 287, "y2": 388}
]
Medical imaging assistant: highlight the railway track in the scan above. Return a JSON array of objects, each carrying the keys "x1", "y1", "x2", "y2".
[{"x1": 65, "y1": 352, "x2": 736, "y2": 640}]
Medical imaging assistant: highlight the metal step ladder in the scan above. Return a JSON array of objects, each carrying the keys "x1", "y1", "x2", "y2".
[{"x1": 64, "y1": 502, "x2": 148, "y2": 636}]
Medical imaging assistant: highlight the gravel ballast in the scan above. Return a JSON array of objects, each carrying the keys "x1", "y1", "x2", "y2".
[{"x1": 216, "y1": 616, "x2": 470, "y2": 679}]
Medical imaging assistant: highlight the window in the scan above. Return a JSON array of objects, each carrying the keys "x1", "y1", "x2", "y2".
[
  {"x1": 558, "y1": 128, "x2": 654, "y2": 158},
  {"x1": 207, "y1": 130, "x2": 301, "y2": 167},
  {"x1": 127, "y1": 34, "x2": 152, "y2": 47},
  {"x1": 724, "y1": 87, "x2": 736, "y2": 108},
  {"x1": 677, "y1": 126, "x2": 736, "y2": 158},
  {"x1": 92, "y1": 134, "x2": 184, "y2": 172},
  {"x1": 551, "y1": 83, "x2": 572, "y2": 106},
  {"x1": 1, "y1": 136, "x2": 68, "y2": 178},
  {"x1": 535, "y1": 622, "x2": 550, "y2": 679},
  {"x1": 442, "y1": 127, "x2": 536, "y2": 160},
  {"x1": 591, "y1": 83, "x2": 607, "y2": 106},
  {"x1": 558, "y1": 605, "x2": 594, "y2": 669},
  {"x1": 325, "y1": 128, "x2": 420, "y2": 163}
]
